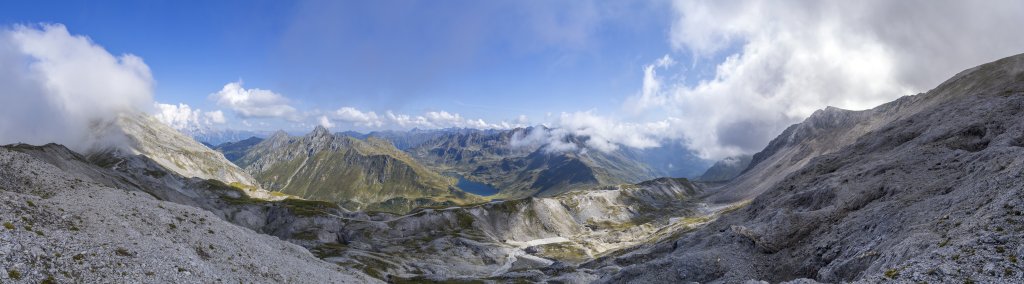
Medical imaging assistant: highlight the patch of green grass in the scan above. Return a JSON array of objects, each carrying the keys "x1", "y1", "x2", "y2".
[
  {"x1": 3, "y1": 222, "x2": 13, "y2": 230},
  {"x1": 939, "y1": 238, "x2": 950, "y2": 247},
  {"x1": 7, "y1": 269, "x2": 21, "y2": 280},
  {"x1": 282, "y1": 198, "x2": 339, "y2": 217},
  {"x1": 73, "y1": 254, "x2": 85, "y2": 261},
  {"x1": 310, "y1": 242, "x2": 348, "y2": 259},
  {"x1": 269, "y1": 191, "x2": 289, "y2": 197},
  {"x1": 884, "y1": 268, "x2": 900, "y2": 279},
  {"x1": 26, "y1": 200, "x2": 35, "y2": 207},
  {"x1": 455, "y1": 211, "x2": 475, "y2": 228},
  {"x1": 219, "y1": 195, "x2": 270, "y2": 206},
  {"x1": 532, "y1": 242, "x2": 590, "y2": 263}
]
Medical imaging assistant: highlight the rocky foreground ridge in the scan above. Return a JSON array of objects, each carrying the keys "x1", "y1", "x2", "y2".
[
  {"x1": 599, "y1": 53, "x2": 1024, "y2": 283},
  {"x1": 0, "y1": 144, "x2": 378, "y2": 283}
]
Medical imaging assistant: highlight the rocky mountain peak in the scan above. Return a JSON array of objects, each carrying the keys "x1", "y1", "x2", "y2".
[
  {"x1": 309, "y1": 125, "x2": 331, "y2": 138},
  {"x1": 112, "y1": 112, "x2": 260, "y2": 187},
  {"x1": 268, "y1": 130, "x2": 289, "y2": 140}
]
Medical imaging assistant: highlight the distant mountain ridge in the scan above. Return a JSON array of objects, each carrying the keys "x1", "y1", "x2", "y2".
[
  {"x1": 401, "y1": 127, "x2": 711, "y2": 198},
  {"x1": 698, "y1": 155, "x2": 752, "y2": 182},
  {"x1": 236, "y1": 126, "x2": 483, "y2": 213},
  {"x1": 214, "y1": 136, "x2": 264, "y2": 162}
]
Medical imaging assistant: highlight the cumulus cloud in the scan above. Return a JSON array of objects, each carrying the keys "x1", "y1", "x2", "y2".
[
  {"x1": 510, "y1": 111, "x2": 685, "y2": 154},
  {"x1": 153, "y1": 102, "x2": 226, "y2": 131},
  {"x1": 211, "y1": 81, "x2": 299, "y2": 120},
  {"x1": 317, "y1": 115, "x2": 334, "y2": 128},
  {"x1": 334, "y1": 107, "x2": 383, "y2": 127},
  {"x1": 0, "y1": 23, "x2": 153, "y2": 152},
  {"x1": 624, "y1": 0, "x2": 1024, "y2": 159},
  {"x1": 205, "y1": 110, "x2": 226, "y2": 124}
]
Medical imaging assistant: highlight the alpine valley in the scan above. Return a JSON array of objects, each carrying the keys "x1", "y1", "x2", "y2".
[{"x1": 4, "y1": 53, "x2": 1024, "y2": 283}]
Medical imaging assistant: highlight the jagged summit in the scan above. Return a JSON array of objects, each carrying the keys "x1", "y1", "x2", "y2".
[
  {"x1": 269, "y1": 130, "x2": 289, "y2": 140},
  {"x1": 602, "y1": 53, "x2": 1024, "y2": 283},
  {"x1": 308, "y1": 125, "x2": 332, "y2": 138}
]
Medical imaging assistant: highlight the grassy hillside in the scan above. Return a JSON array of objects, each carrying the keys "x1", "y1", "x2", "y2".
[{"x1": 239, "y1": 126, "x2": 482, "y2": 213}]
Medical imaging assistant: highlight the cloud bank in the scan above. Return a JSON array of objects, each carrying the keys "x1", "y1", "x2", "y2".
[
  {"x1": 621, "y1": 0, "x2": 1024, "y2": 159},
  {"x1": 153, "y1": 102, "x2": 225, "y2": 131},
  {"x1": 0, "y1": 23, "x2": 154, "y2": 152},
  {"x1": 322, "y1": 106, "x2": 526, "y2": 131},
  {"x1": 211, "y1": 81, "x2": 299, "y2": 120}
]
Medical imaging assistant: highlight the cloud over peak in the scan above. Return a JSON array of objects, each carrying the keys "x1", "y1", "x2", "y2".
[
  {"x1": 621, "y1": 0, "x2": 1024, "y2": 159},
  {"x1": 0, "y1": 23, "x2": 154, "y2": 152},
  {"x1": 153, "y1": 102, "x2": 225, "y2": 131}
]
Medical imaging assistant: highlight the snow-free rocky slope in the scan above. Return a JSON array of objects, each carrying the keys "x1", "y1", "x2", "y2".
[
  {"x1": 0, "y1": 144, "x2": 378, "y2": 283},
  {"x1": 236, "y1": 126, "x2": 482, "y2": 213},
  {"x1": 598, "y1": 54, "x2": 1024, "y2": 283},
  {"x1": 107, "y1": 112, "x2": 260, "y2": 187},
  {"x1": 0, "y1": 142, "x2": 719, "y2": 282}
]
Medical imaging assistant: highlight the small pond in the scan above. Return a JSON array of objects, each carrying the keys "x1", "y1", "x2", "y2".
[{"x1": 445, "y1": 173, "x2": 499, "y2": 196}]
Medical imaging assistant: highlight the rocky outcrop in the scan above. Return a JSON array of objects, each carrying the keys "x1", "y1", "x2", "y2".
[
  {"x1": 0, "y1": 144, "x2": 377, "y2": 283},
  {"x1": 600, "y1": 53, "x2": 1024, "y2": 283},
  {"x1": 109, "y1": 112, "x2": 260, "y2": 187},
  {"x1": 252, "y1": 177, "x2": 710, "y2": 281}
]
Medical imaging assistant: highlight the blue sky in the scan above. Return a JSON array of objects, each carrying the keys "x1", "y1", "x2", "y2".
[
  {"x1": 0, "y1": 0, "x2": 708, "y2": 131},
  {"x1": 2, "y1": 1, "x2": 1020, "y2": 159}
]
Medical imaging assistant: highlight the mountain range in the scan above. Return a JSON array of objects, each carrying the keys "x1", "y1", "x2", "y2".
[
  {"x1": 401, "y1": 127, "x2": 711, "y2": 198},
  {"x1": 232, "y1": 126, "x2": 483, "y2": 213},
  {"x1": 4, "y1": 53, "x2": 1024, "y2": 283}
]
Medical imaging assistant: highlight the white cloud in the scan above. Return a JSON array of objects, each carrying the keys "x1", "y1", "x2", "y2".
[
  {"x1": 654, "y1": 54, "x2": 676, "y2": 68},
  {"x1": 0, "y1": 23, "x2": 153, "y2": 152},
  {"x1": 152, "y1": 102, "x2": 225, "y2": 131},
  {"x1": 623, "y1": 0, "x2": 1024, "y2": 159},
  {"x1": 334, "y1": 107, "x2": 383, "y2": 127},
  {"x1": 317, "y1": 115, "x2": 334, "y2": 128},
  {"x1": 624, "y1": 57, "x2": 672, "y2": 113},
  {"x1": 423, "y1": 111, "x2": 463, "y2": 126},
  {"x1": 557, "y1": 111, "x2": 664, "y2": 152},
  {"x1": 322, "y1": 106, "x2": 525, "y2": 131},
  {"x1": 205, "y1": 110, "x2": 226, "y2": 124},
  {"x1": 516, "y1": 114, "x2": 529, "y2": 124},
  {"x1": 511, "y1": 111, "x2": 684, "y2": 154},
  {"x1": 211, "y1": 81, "x2": 299, "y2": 120}
]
